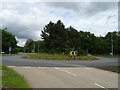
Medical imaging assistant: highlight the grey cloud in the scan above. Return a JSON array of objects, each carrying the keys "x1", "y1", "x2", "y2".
[
  {"x1": 2, "y1": 2, "x2": 36, "y2": 14},
  {"x1": 47, "y1": 2, "x2": 117, "y2": 16},
  {"x1": 1, "y1": 2, "x2": 43, "y2": 41},
  {"x1": 2, "y1": 22, "x2": 41, "y2": 40},
  {"x1": 118, "y1": 2, "x2": 120, "y2": 29},
  {"x1": 2, "y1": 2, "x2": 48, "y2": 15},
  {"x1": 47, "y1": 2, "x2": 80, "y2": 11},
  {"x1": 106, "y1": 14, "x2": 117, "y2": 23},
  {"x1": 1, "y1": 2, "x2": 118, "y2": 46},
  {"x1": 87, "y1": 2, "x2": 117, "y2": 12},
  {"x1": 3, "y1": 2, "x2": 117, "y2": 16}
]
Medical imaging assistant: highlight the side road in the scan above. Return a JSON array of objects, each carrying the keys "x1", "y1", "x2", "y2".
[{"x1": 9, "y1": 66, "x2": 118, "y2": 88}]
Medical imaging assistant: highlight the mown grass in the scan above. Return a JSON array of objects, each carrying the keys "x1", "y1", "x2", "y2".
[
  {"x1": 24, "y1": 53, "x2": 97, "y2": 60},
  {"x1": 2, "y1": 65, "x2": 30, "y2": 88},
  {"x1": 77, "y1": 54, "x2": 97, "y2": 60},
  {"x1": 2, "y1": 54, "x2": 16, "y2": 56},
  {"x1": 94, "y1": 66, "x2": 119, "y2": 73},
  {"x1": 0, "y1": 65, "x2": 2, "y2": 70},
  {"x1": 0, "y1": 65, "x2": 2, "y2": 87}
]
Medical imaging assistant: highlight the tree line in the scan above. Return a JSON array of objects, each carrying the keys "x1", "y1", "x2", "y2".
[
  {"x1": 1, "y1": 20, "x2": 120, "y2": 55},
  {"x1": 25, "y1": 20, "x2": 120, "y2": 55},
  {"x1": 0, "y1": 28, "x2": 18, "y2": 53}
]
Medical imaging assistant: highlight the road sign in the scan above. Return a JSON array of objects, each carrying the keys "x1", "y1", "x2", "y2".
[
  {"x1": 72, "y1": 47, "x2": 75, "y2": 51},
  {"x1": 9, "y1": 47, "x2": 11, "y2": 52},
  {"x1": 69, "y1": 51, "x2": 77, "y2": 60},
  {"x1": 70, "y1": 51, "x2": 77, "y2": 56}
]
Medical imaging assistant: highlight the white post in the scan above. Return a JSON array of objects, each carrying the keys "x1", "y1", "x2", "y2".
[{"x1": 9, "y1": 47, "x2": 11, "y2": 54}]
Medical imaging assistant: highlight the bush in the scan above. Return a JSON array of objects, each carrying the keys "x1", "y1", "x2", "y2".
[
  {"x1": 78, "y1": 50, "x2": 87, "y2": 56},
  {"x1": 12, "y1": 47, "x2": 19, "y2": 54}
]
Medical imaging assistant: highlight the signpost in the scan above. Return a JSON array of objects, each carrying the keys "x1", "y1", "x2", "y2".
[
  {"x1": 9, "y1": 47, "x2": 11, "y2": 54},
  {"x1": 69, "y1": 47, "x2": 77, "y2": 59},
  {"x1": 69, "y1": 51, "x2": 77, "y2": 60}
]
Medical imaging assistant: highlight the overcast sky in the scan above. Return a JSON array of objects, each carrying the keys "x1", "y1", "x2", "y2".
[{"x1": 0, "y1": 1, "x2": 118, "y2": 46}]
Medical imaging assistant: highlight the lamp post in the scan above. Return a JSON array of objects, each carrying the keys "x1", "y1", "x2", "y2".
[
  {"x1": 38, "y1": 44, "x2": 39, "y2": 53},
  {"x1": 34, "y1": 44, "x2": 35, "y2": 53},
  {"x1": 111, "y1": 33, "x2": 113, "y2": 56}
]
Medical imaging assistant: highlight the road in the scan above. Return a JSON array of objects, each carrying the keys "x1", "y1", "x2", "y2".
[
  {"x1": 10, "y1": 66, "x2": 118, "y2": 89},
  {"x1": 2, "y1": 54, "x2": 119, "y2": 89},
  {"x1": 2, "y1": 54, "x2": 118, "y2": 67}
]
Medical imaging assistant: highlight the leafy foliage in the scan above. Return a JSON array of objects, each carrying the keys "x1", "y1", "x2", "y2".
[
  {"x1": 1, "y1": 28, "x2": 18, "y2": 54},
  {"x1": 3, "y1": 20, "x2": 119, "y2": 55},
  {"x1": 40, "y1": 20, "x2": 120, "y2": 55},
  {"x1": 41, "y1": 20, "x2": 67, "y2": 53}
]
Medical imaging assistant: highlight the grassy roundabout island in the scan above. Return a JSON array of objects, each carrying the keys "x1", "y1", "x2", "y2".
[{"x1": 24, "y1": 53, "x2": 97, "y2": 60}]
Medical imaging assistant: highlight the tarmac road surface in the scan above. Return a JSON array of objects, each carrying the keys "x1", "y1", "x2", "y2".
[
  {"x1": 9, "y1": 66, "x2": 118, "y2": 89},
  {"x1": 2, "y1": 54, "x2": 119, "y2": 67},
  {"x1": 2, "y1": 54, "x2": 119, "y2": 89}
]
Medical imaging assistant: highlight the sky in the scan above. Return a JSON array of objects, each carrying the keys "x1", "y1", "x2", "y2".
[{"x1": 0, "y1": 0, "x2": 119, "y2": 47}]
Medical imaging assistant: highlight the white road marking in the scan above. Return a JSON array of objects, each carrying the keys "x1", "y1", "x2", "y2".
[
  {"x1": 37, "y1": 67, "x2": 47, "y2": 69},
  {"x1": 84, "y1": 67, "x2": 93, "y2": 69},
  {"x1": 8, "y1": 66, "x2": 16, "y2": 68},
  {"x1": 73, "y1": 65, "x2": 81, "y2": 67},
  {"x1": 54, "y1": 67, "x2": 77, "y2": 76},
  {"x1": 21, "y1": 66, "x2": 31, "y2": 68},
  {"x1": 8, "y1": 66, "x2": 48, "y2": 69},
  {"x1": 94, "y1": 83, "x2": 109, "y2": 90},
  {"x1": 8, "y1": 65, "x2": 75, "y2": 68}
]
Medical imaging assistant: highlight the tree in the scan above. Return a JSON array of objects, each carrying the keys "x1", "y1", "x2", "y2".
[
  {"x1": 66, "y1": 26, "x2": 79, "y2": 50},
  {"x1": 24, "y1": 39, "x2": 34, "y2": 53},
  {"x1": 41, "y1": 20, "x2": 67, "y2": 53},
  {"x1": 93, "y1": 36, "x2": 108, "y2": 54},
  {"x1": 36, "y1": 41, "x2": 45, "y2": 52},
  {"x1": 105, "y1": 31, "x2": 120, "y2": 54},
  {"x1": 78, "y1": 31, "x2": 96, "y2": 54},
  {"x1": 40, "y1": 20, "x2": 120, "y2": 55},
  {"x1": 1, "y1": 28, "x2": 17, "y2": 53},
  {"x1": 0, "y1": 30, "x2": 2, "y2": 53}
]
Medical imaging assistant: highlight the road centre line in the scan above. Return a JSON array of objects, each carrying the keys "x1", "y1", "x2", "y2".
[
  {"x1": 8, "y1": 66, "x2": 16, "y2": 68},
  {"x1": 21, "y1": 66, "x2": 31, "y2": 68},
  {"x1": 54, "y1": 67, "x2": 77, "y2": 76},
  {"x1": 8, "y1": 66, "x2": 48, "y2": 69},
  {"x1": 73, "y1": 64, "x2": 92, "y2": 69},
  {"x1": 37, "y1": 67, "x2": 47, "y2": 68},
  {"x1": 20, "y1": 66, "x2": 47, "y2": 69},
  {"x1": 73, "y1": 65, "x2": 81, "y2": 67},
  {"x1": 94, "y1": 83, "x2": 109, "y2": 90}
]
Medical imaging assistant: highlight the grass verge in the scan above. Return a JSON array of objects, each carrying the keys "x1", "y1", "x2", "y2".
[
  {"x1": 2, "y1": 65, "x2": 30, "y2": 88},
  {"x1": 24, "y1": 53, "x2": 97, "y2": 60},
  {"x1": 94, "y1": 66, "x2": 119, "y2": 73},
  {"x1": 2, "y1": 54, "x2": 16, "y2": 56},
  {"x1": 0, "y1": 65, "x2": 2, "y2": 70},
  {"x1": 0, "y1": 65, "x2": 2, "y2": 87}
]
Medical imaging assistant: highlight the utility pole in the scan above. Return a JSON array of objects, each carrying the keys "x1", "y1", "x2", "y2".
[
  {"x1": 111, "y1": 33, "x2": 113, "y2": 56},
  {"x1": 34, "y1": 44, "x2": 35, "y2": 53},
  {"x1": 38, "y1": 44, "x2": 39, "y2": 53}
]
